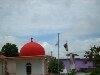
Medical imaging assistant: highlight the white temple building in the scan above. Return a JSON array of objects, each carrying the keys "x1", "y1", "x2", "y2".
[{"x1": 0, "y1": 39, "x2": 47, "y2": 75}]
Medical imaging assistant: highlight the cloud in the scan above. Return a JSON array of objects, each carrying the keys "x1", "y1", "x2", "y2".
[
  {"x1": 0, "y1": 0, "x2": 100, "y2": 58},
  {"x1": 0, "y1": 36, "x2": 22, "y2": 50},
  {"x1": 0, "y1": 0, "x2": 100, "y2": 36},
  {"x1": 42, "y1": 38, "x2": 100, "y2": 58},
  {"x1": 42, "y1": 41, "x2": 66, "y2": 58}
]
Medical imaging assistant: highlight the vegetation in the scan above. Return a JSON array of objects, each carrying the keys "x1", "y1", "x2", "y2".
[
  {"x1": 84, "y1": 45, "x2": 100, "y2": 67},
  {"x1": 1, "y1": 43, "x2": 19, "y2": 57},
  {"x1": 67, "y1": 69, "x2": 76, "y2": 75},
  {"x1": 89, "y1": 67, "x2": 100, "y2": 75},
  {"x1": 48, "y1": 59, "x2": 64, "y2": 74},
  {"x1": 84, "y1": 45, "x2": 100, "y2": 75}
]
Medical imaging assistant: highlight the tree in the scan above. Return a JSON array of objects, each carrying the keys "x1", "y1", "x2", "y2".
[
  {"x1": 89, "y1": 67, "x2": 100, "y2": 75},
  {"x1": 84, "y1": 45, "x2": 100, "y2": 75},
  {"x1": 1, "y1": 43, "x2": 19, "y2": 57},
  {"x1": 48, "y1": 59, "x2": 64, "y2": 74},
  {"x1": 84, "y1": 45, "x2": 100, "y2": 67},
  {"x1": 67, "y1": 69, "x2": 76, "y2": 75}
]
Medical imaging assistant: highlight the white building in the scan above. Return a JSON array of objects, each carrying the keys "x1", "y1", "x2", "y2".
[{"x1": 0, "y1": 39, "x2": 46, "y2": 75}]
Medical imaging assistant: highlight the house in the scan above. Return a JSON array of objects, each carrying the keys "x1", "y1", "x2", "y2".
[
  {"x1": 0, "y1": 39, "x2": 47, "y2": 75},
  {"x1": 60, "y1": 58, "x2": 95, "y2": 72}
]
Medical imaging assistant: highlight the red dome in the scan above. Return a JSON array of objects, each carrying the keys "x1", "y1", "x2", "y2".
[{"x1": 20, "y1": 41, "x2": 45, "y2": 56}]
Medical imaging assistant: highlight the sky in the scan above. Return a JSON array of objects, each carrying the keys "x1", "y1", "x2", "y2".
[{"x1": 0, "y1": 0, "x2": 100, "y2": 58}]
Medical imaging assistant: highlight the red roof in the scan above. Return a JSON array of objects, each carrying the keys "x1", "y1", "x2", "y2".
[{"x1": 20, "y1": 41, "x2": 45, "y2": 56}]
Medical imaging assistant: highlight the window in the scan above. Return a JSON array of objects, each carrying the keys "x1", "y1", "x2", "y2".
[{"x1": 26, "y1": 63, "x2": 32, "y2": 75}]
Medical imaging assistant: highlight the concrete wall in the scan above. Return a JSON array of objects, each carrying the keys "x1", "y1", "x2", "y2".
[
  {"x1": 16, "y1": 58, "x2": 44, "y2": 75},
  {"x1": 0, "y1": 60, "x2": 16, "y2": 75},
  {"x1": 61, "y1": 59, "x2": 94, "y2": 71},
  {"x1": 7, "y1": 60, "x2": 16, "y2": 75},
  {"x1": 0, "y1": 62, "x2": 3, "y2": 75},
  {"x1": 0, "y1": 58, "x2": 45, "y2": 75},
  {"x1": 61, "y1": 59, "x2": 70, "y2": 71},
  {"x1": 75, "y1": 59, "x2": 94, "y2": 71}
]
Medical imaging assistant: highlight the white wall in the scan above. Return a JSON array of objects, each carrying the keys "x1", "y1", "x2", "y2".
[
  {"x1": 7, "y1": 60, "x2": 16, "y2": 75},
  {"x1": 16, "y1": 58, "x2": 45, "y2": 75},
  {"x1": 0, "y1": 60, "x2": 16, "y2": 75},
  {"x1": 0, "y1": 62, "x2": 3, "y2": 75},
  {"x1": 0, "y1": 58, "x2": 45, "y2": 75},
  {"x1": 32, "y1": 59, "x2": 45, "y2": 74}
]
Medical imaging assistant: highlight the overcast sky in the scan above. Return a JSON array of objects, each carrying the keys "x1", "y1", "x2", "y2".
[{"x1": 0, "y1": 0, "x2": 100, "y2": 58}]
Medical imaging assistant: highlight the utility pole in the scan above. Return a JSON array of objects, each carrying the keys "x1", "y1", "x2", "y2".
[
  {"x1": 51, "y1": 51, "x2": 52, "y2": 57},
  {"x1": 58, "y1": 33, "x2": 60, "y2": 75}
]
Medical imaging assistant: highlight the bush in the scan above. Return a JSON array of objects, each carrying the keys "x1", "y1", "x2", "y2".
[
  {"x1": 48, "y1": 59, "x2": 64, "y2": 74},
  {"x1": 67, "y1": 69, "x2": 76, "y2": 75},
  {"x1": 89, "y1": 67, "x2": 100, "y2": 75}
]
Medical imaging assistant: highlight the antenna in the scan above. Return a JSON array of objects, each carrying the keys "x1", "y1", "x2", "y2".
[{"x1": 31, "y1": 37, "x2": 33, "y2": 42}]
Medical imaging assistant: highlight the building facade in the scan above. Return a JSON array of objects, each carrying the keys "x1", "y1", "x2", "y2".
[
  {"x1": 0, "y1": 39, "x2": 46, "y2": 75},
  {"x1": 61, "y1": 58, "x2": 95, "y2": 72}
]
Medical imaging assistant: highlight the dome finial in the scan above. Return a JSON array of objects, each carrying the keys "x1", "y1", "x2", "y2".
[{"x1": 31, "y1": 37, "x2": 33, "y2": 42}]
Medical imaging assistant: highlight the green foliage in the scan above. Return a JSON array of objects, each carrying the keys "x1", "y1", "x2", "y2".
[
  {"x1": 48, "y1": 59, "x2": 64, "y2": 74},
  {"x1": 67, "y1": 69, "x2": 76, "y2": 75},
  {"x1": 89, "y1": 68, "x2": 100, "y2": 75},
  {"x1": 1, "y1": 43, "x2": 19, "y2": 57},
  {"x1": 84, "y1": 45, "x2": 100, "y2": 75},
  {"x1": 84, "y1": 45, "x2": 100, "y2": 67}
]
